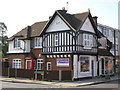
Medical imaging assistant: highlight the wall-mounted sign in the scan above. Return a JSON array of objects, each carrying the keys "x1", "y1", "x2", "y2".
[{"x1": 56, "y1": 58, "x2": 69, "y2": 67}]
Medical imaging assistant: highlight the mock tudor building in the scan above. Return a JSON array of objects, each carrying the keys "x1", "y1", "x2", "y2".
[{"x1": 7, "y1": 9, "x2": 113, "y2": 80}]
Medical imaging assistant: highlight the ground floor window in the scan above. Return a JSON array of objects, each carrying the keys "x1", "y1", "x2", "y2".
[
  {"x1": 37, "y1": 59, "x2": 43, "y2": 70},
  {"x1": 80, "y1": 57, "x2": 90, "y2": 72},
  {"x1": 12, "y1": 59, "x2": 21, "y2": 69},
  {"x1": 47, "y1": 62, "x2": 51, "y2": 70},
  {"x1": 104, "y1": 58, "x2": 113, "y2": 74}
]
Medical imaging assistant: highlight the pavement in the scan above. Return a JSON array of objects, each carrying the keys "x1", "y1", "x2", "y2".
[{"x1": 0, "y1": 74, "x2": 119, "y2": 87}]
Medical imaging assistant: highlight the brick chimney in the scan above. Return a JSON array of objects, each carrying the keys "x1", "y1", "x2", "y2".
[
  {"x1": 93, "y1": 16, "x2": 98, "y2": 26},
  {"x1": 27, "y1": 26, "x2": 32, "y2": 38}
]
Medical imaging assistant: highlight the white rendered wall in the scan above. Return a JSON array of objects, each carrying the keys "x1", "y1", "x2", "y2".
[
  {"x1": 8, "y1": 40, "x2": 30, "y2": 53},
  {"x1": 81, "y1": 17, "x2": 95, "y2": 33},
  {"x1": 46, "y1": 15, "x2": 70, "y2": 32}
]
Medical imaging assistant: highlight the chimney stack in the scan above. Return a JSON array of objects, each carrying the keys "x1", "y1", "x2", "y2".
[
  {"x1": 27, "y1": 26, "x2": 32, "y2": 38},
  {"x1": 93, "y1": 16, "x2": 98, "y2": 26}
]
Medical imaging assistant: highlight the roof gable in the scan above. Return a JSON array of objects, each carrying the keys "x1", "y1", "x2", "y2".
[
  {"x1": 81, "y1": 17, "x2": 95, "y2": 33},
  {"x1": 46, "y1": 15, "x2": 70, "y2": 32}
]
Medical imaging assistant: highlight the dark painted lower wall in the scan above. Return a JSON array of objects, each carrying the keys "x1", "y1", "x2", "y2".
[{"x1": 2, "y1": 68, "x2": 72, "y2": 80}]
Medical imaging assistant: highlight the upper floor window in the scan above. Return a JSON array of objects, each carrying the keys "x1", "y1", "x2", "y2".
[
  {"x1": 34, "y1": 37, "x2": 42, "y2": 48},
  {"x1": 14, "y1": 38, "x2": 21, "y2": 48},
  {"x1": 55, "y1": 34, "x2": 58, "y2": 46},
  {"x1": 102, "y1": 28, "x2": 109, "y2": 36},
  {"x1": 83, "y1": 34, "x2": 93, "y2": 47}
]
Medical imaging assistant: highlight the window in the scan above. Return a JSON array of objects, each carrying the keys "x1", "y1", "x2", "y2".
[
  {"x1": 83, "y1": 34, "x2": 93, "y2": 47},
  {"x1": 102, "y1": 28, "x2": 109, "y2": 36},
  {"x1": 12, "y1": 59, "x2": 21, "y2": 69},
  {"x1": 80, "y1": 57, "x2": 89, "y2": 72},
  {"x1": 55, "y1": 34, "x2": 58, "y2": 46},
  {"x1": 14, "y1": 38, "x2": 21, "y2": 48},
  {"x1": 47, "y1": 62, "x2": 51, "y2": 70},
  {"x1": 34, "y1": 37, "x2": 42, "y2": 48},
  {"x1": 104, "y1": 58, "x2": 113, "y2": 74},
  {"x1": 37, "y1": 59, "x2": 43, "y2": 70}
]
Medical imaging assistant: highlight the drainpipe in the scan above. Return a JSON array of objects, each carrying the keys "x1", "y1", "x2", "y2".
[{"x1": 113, "y1": 30, "x2": 116, "y2": 73}]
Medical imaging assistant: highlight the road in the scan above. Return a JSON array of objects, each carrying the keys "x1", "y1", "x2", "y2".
[
  {"x1": 1, "y1": 80, "x2": 120, "y2": 89},
  {"x1": 2, "y1": 81, "x2": 64, "y2": 88},
  {"x1": 78, "y1": 80, "x2": 120, "y2": 89}
]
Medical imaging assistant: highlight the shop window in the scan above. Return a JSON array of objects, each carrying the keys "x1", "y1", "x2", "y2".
[
  {"x1": 80, "y1": 57, "x2": 90, "y2": 72},
  {"x1": 104, "y1": 58, "x2": 113, "y2": 74},
  {"x1": 47, "y1": 62, "x2": 51, "y2": 70},
  {"x1": 37, "y1": 59, "x2": 43, "y2": 70},
  {"x1": 12, "y1": 59, "x2": 21, "y2": 69}
]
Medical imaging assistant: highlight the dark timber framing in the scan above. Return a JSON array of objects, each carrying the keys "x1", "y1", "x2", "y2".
[{"x1": 42, "y1": 30, "x2": 98, "y2": 55}]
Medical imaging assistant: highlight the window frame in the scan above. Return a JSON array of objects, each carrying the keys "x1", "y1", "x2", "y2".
[
  {"x1": 34, "y1": 37, "x2": 42, "y2": 48},
  {"x1": 55, "y1": 34, "x2": 58, "y2": 46},
  {"x1": 12, "y1": 59, "x2": 21, "y2": 69},
  {"x1": 37, "y1": 59, "x2": 43, "y2": 70},
  {"x1": 47, "y1": 62, "x2": 52, "y2": 70},
  {"x1": 80, "y1": 56, "x2": 90, "y2": 72},
  {"x1": 14, "y1": 38, "x2": 21, "y2": 48},
  {"x1": 26, "y1": 60, "x2": 32, "y2": 69},
  {"x1": 83, "y1": 34, "x2": 93, "y2": 48}
]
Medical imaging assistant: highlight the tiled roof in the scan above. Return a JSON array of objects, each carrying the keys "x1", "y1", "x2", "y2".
[
  {"x1": 8, "y1": 10, "x2": 89, "y2": 41},
  {"x1": 57, "y1": 10, "x2": 89, "y2": 30},
  {"x1": 7, "y1": 21, "x2": 48, "y2": 41},
  {"x1": 98, "y1": 49, "x2": 113, "y2": 56}
]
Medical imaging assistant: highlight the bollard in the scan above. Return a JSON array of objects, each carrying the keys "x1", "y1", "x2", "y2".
[{"x1": 59, "y1": 70, "x2": 62, "y2": 81}]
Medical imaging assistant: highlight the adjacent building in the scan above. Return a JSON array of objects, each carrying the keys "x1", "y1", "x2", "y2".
[
  {"x1": 7, "y1": 10, "x2": 114, "y2": 80},
  {"x1": 97, "y1": 24, "x2": 120, "y2": 72}
]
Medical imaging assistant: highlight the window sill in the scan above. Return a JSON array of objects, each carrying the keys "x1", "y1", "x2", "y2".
[
  {"x1": 34, "y1": 46, "x2": 42, "y2": 48},
  {"x1": 83, "y1": 46, "x2": 92, "y2": 49}
]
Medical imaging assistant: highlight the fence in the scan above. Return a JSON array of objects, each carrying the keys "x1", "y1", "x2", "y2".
[{"x1": 2, "y1": 68, "x2": 72, "y2": 81}]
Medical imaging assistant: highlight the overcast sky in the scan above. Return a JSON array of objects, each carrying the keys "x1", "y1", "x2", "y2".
[{"x1": 0, "y1": 0, "x2": 119, "y2": 37}]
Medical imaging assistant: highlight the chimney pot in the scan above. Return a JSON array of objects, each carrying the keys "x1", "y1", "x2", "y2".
[{"x1": 93, "y1": 16, "x2": 98, "y2": 26}]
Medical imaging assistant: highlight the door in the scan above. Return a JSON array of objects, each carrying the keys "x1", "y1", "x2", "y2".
[
  {"x1": 91, "y1": 60, "x2": 94, "y2": 77},
  {"x1": 101, "y1": 58, "x2": 104, "y2": 75},
  {"x1": 26, "y1": 60, "x2": 32, "y2": 69}
]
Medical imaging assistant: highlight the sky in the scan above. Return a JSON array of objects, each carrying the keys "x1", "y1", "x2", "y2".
[{"x1": 0, "y1": 0, "x2": 119, "y2": 37}]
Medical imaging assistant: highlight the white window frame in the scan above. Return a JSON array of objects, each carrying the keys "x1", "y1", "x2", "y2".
[
  {"x1": 47, "y1": 62, "x2": 52, "y2": 70},
  {"x1": 37, "y1": 59, "x2": 43, "y2": 70},
  {"x1": 80, "y1": 56, "x2": 90, "y2": 72},
  {"x1": 14, "y1": 38, "x2": 21, "y2": 48},
  {"x1": 26, "y1": 60, "x2": 32, "y2": 69},
  {"x1": 83, "y1": 34, "x2": 93, "y2": 49},
  {"x1": 12, "y1": 59, "x2": 21, "y2": 69},
  {"x1": 34, "y1": 37, "x2": 42, "y2": 48},
  {"x1": 55, "y1": 34, "x2": 58, "y2": 46}
]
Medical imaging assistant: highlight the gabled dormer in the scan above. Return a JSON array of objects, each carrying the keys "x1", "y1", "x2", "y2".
[{"x1": 41, "y1": 10, "x2": 99, "y2": 55}]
